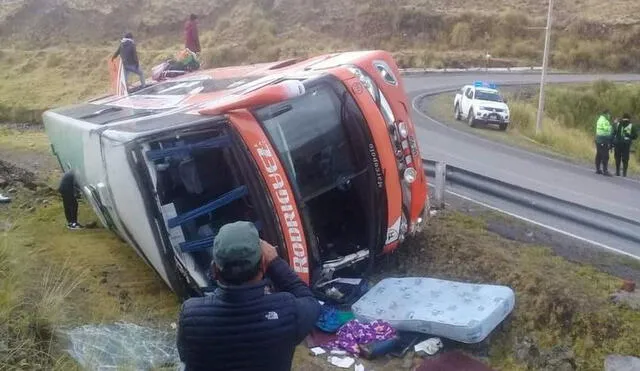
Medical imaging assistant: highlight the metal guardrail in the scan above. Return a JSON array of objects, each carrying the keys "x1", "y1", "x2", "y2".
[
  {"x1": 422, "y1": 159, "x2": 640, "y2": 246},
  {"x1": 400, "y1": 67, "x2": 543, "y2": 75}
]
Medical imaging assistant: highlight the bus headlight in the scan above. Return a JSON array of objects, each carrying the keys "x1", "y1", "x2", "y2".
[
  {"x1": 397, "y1": 121, "x2": 409, "y2": 138},
  {"x1": 404, "y1": 167, "x2": 418, "y2": 184}
]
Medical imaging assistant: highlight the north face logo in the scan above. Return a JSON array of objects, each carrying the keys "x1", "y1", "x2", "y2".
[{"x1": 265, "y1": 311, "x2": 279, "y2": 320}]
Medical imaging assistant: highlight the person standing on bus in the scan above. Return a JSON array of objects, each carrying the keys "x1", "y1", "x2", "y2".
[
  {"x1": 112, "y1": 32, "x2": 146, "y2": 88},
  {"x1": 184, "y1": 14, "x2": 201, "y2": 54}
]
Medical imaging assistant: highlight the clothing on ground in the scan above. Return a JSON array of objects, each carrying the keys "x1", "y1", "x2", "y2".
[
  {"x1": 327, "y1": 320, "x2": 396, "y2": 355},
  {"x1": 184, "y1": 20, "x2": 201, "y2": 53},
  {"x1": 416, "y1": 350, "x2": 496, "y2": 371},
  {"x1": 177, "y1": 257, "x2": 321, "y2": 371},
  {"x1": 315, "y1": 306, "x2": 355, "y2": 333}
]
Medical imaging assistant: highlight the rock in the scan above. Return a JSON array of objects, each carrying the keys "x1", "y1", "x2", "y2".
[
  {"x1": 514, "y1": 338, "x2": 576, "y2": 371},
  {"x1": 605, "y1": 355, "x2": 640, "y2": 371},
  {"x1": 0, "y1": 177, "x2": 7, "y2": 187},
  {"x1": 543, "y1": 346, "x2": 576, "y2": 371},
  {"x1": 611, "y1": 291, "x2": 640, "y2": 310},
  {"x1": 514, "y1": 337, "x2": 540, "y2": 364}
]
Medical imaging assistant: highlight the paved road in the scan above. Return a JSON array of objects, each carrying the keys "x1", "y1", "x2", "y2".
[{"x1": 404, "y1": 73, "x2": 640, "y2": 257}]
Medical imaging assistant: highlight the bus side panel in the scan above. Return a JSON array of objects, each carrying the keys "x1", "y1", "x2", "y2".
[{"x1": 228, "y1": 110, "x2": 311, "y2": 284}]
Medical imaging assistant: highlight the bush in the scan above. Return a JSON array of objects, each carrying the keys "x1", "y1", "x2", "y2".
[{"x1": 450, "y1": 22, "x2": 472, "y2": 47}]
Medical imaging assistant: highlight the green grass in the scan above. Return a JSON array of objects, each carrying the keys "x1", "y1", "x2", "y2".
[{"x1": 2, "y1": 123, "x2": 640, "y2": 370}]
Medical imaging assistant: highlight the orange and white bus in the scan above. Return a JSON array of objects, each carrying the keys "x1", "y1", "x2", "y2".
[{"x1": 44, "y1": 50, "x2": 429, "y2": 297}]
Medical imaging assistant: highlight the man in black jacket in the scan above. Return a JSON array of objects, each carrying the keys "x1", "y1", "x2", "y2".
[
  {"x1": 177, "y1": 221, "x2": 321, "y2": 371},
  {"x1": 112, "y1": 32, "x2": 146, "y2": 88},
  {"x1": 613, "y1": 113, "x2": 638, "y2": 177}
]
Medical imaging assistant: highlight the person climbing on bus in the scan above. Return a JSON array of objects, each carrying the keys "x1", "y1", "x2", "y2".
[{"x1": 112, "y1": 32, "x2": 146, "y2": 89}]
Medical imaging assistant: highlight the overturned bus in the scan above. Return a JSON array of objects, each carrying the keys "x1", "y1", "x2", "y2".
[{"x1": 43, "y1": 50, "x2": 429, "y2": 298}]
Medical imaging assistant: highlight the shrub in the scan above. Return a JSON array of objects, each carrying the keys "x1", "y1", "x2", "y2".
[{"x1": 450, "y1": 22, "x2": 472, "y2": 47}]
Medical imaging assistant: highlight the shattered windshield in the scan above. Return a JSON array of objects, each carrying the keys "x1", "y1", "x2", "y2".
[{"x1": 255, "y1": 83, "x2": 360, "y2": 201}]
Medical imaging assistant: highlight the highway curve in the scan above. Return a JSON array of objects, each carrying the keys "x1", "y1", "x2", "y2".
[{"x1": 404, "y1": 73, "x2": 640, "y2": 258}]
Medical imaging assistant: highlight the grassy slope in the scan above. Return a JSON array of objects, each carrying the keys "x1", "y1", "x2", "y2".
[{"x1": 1, "y1": 130, "x2": 639, "y2": 370}]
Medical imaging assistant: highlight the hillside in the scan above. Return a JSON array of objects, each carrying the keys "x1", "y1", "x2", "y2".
[
  {"x1": 1, "y1": 0, "x2": 640, "y2": 46},
  {"x1": 1, "y1": 0, "x2": 640, "y2": 122}
]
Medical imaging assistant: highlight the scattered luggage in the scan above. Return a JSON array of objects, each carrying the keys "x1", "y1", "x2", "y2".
[{"x1": 152, "y1": 48, "x2": 201, "y2": 81}]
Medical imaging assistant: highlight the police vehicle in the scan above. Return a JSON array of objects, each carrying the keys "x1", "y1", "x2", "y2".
[{"x1": 453, "y1": 81, "x2": 510, "y2": 130}]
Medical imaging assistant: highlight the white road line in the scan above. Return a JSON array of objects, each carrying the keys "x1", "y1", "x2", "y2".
[
  {"x1": 440, "y1": 187, "x2": 640, "y2": 261},
  {"x1": 411, "y1": 91, "x2": 640, "y2": 186}
]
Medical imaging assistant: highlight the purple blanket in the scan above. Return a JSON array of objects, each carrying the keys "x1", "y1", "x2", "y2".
[{"x1": 328, "y1": 319, "x2": 396, "y2": 355}]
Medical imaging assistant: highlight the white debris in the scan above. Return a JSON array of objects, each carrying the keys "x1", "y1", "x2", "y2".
[
  {"x1": 328, "y1": 356, "x2": 355, "y2": 369},
  {"x1": 170, "y1": 322, "x2": 177, "y2": 330},
  {"x1": 330, "y1": 349, "x2": 348, "y2": 355},
  {"x1": 310, "y1": 347, "x2": 326, "y2": 356},
  {"x1": 354, "y1": 363, "x2": 365, "y2": 371},
  {"x1": 414, "y1": 337, "x2": 443, "y2": 356}
]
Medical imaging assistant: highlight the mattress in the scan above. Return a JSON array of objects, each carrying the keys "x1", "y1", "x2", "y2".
[{"x1": 351, "y1": 277, "x2": 515, "y2": 344}]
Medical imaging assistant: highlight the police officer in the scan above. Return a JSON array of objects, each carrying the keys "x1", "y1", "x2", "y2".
[
  {"x1": 595, "y1": 109, "x2": 614, "y2": 176},
  {"x1": 614, "y1": 113, "x2": 638, "y2": 177}
]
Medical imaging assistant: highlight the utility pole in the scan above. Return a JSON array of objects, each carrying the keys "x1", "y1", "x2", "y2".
[{"x1": 536, "y1": 0, "x2": 554, "y2": 136}]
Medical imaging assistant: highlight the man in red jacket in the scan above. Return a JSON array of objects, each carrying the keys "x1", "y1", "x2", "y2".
[{"x1": 184, "y1": 14, "x2": 201, "y2": 53}]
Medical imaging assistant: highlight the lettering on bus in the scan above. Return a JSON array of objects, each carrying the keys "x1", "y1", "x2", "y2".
[
  {"x1": 369, "y1": 143, "x2": 383, "y2": 189},
  {"x1": 255, "y1": 142, "x2": 309, "y2": 274}
]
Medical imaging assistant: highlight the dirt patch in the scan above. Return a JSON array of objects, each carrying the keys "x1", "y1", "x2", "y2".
[
  {"x1": 0, "y1": 125, "x2": 60, "y2": 185},
  {"x1": 0, "y1": 158, "x2": 39, "y2": 190}
]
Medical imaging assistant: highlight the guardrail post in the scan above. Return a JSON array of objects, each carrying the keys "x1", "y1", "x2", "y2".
[{"x1": 434, "y1": 162, "x2": 446, "y2": 209}]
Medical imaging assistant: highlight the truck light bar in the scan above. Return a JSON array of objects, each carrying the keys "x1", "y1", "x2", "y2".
[
  {"x1": 168, "y1": 186, "x2": 248, "y2": 228},
  {"x1": 474, "y1": 81, "x2": 497, "y2": 89}
]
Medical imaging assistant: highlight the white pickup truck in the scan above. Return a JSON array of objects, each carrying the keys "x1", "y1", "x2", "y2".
[{"x1": 453, "y1": 82, "x2": 510, "y2": 130}]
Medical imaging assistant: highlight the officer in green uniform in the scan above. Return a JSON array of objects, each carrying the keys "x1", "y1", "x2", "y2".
[
  {"x1": 613, "y1": 113, "x2": 638, "y2": 177},
  {"x1": 595, "y1": 110, "x2": 614, "y2": 176}
]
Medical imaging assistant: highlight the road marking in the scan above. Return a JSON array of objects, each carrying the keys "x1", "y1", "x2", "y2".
[
  {"x1": 411, "y1": 92, "x2": 640, "y2": 186},
  {"x1": 438, "y1": 186, "x2": 640, "y2": 261}
]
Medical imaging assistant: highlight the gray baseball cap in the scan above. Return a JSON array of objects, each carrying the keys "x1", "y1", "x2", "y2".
[{"x1": 212, "y1": 221, "x2": 261, "y2": 273}]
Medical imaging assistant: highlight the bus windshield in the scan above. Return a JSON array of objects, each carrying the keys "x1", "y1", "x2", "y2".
[{"x1": 255, "y1": 82, "x2": 361, "y2": 201}]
